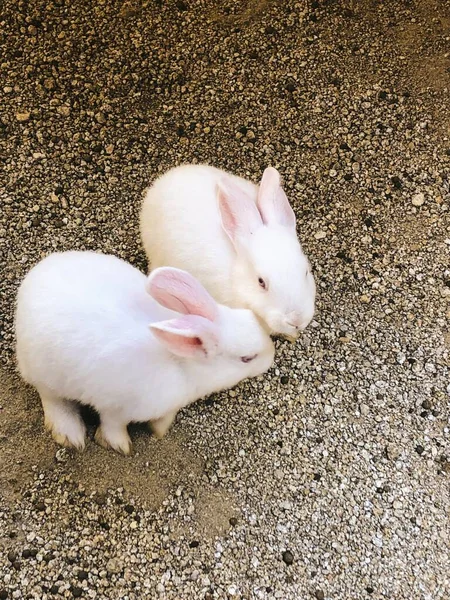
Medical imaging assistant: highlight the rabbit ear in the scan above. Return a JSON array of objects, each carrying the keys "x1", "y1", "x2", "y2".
[
  {"x1": 217, "y1": 176, "x2": 263, "y2": 244},
  {"x1": 150, "y1": 315, "x2": 219, "y2": 358},
  {"x1": 257, "y1": 167, "x2": 296, "y2": 228},
  {"x1": 146, "y1": 267, "x2": 218, "y2": 322}
]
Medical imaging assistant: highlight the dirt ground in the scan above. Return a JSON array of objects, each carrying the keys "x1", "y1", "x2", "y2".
[
  {"x1": 0, "y1": 0, "x2": 449, "y2": 599},
  {"x1": 1, "y1": 0, "x2": 448, "y2": 503}
]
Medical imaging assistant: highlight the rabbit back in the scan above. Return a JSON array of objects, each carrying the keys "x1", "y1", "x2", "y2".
[
  {"x1": 141, "y1": 164, "x2": 257, "y2": 306},
  {"x1": 16, "y1": 251, "x2": 180, "y2": 420}
]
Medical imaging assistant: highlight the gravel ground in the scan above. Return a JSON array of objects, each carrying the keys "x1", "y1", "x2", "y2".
[{"x1": 1, "y1": 0, "x2": 449, "y2": 599}]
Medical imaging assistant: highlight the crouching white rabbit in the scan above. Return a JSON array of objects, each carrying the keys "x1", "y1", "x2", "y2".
[
  {"x1": 140, "y1": 164, "x2": 316, "y2": 340},
  {"x1": 15, "y1": 251, "x2": 274, "y2": 454}
]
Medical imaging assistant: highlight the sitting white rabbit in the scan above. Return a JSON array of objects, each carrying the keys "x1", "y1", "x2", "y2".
[
  {"x1": 140, "y1": 164, "x2": 316, "y2": 340},
  {"x1": 15, "y1": 251, "x2": 274, "y2": 454}
]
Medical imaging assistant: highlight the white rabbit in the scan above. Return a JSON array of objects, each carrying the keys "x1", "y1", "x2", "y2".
[
  {"x1": 140, "y1": 164, "x2": 316, "y2": 340},
  {"x1": 15, "y1": 251, "x2": 274, "y2": 454}
]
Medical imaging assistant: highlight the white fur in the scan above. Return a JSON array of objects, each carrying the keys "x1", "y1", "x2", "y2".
[
  {"x1": 15, "y1": 251, "x2": 274, "y2": 453},
  {"x1": 140, "y1": 164, "x2": 316, "y2": 339}
]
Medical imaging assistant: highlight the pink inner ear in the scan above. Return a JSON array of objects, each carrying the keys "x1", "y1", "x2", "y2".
[
  {"x1": 218, "y1": 186, "x2": 239, "y2": 239},
  {"x1": 151, "y1": 328, "x2": 205, "y2": 357},
  {"x1": 150, "y1": 288, "x2": 191, "y2": 314},
  {"x1": 150, "y1": 315, "x2": 218, "y2": 358},
  {"x1": 257, "y1": 167, "x2": 296, "y2": 228},
  {"x1": 217, "y1": 177, "x2": 263, "y2": 243},
  {"x1": 147, "y1": 268, "x2": 218, "y2": 321}
]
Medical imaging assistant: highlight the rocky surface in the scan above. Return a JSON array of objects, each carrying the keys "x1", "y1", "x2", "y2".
[{"x1": 0, "y1": 0, "x2": 449, "y2": 599}]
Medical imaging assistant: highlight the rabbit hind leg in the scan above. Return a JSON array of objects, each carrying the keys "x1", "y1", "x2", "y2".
[
  {"x1": 150, "y1": 410, "x2": 177, "y2": 439},
  {"x1": 38, "y1": 386, "x2": 86, "y2": 450},
  {"x1": 95, "y1": 412, "x2": 132, "y2": 455}
]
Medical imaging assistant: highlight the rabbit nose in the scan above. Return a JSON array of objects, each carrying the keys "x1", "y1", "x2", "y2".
[
  {"x1": 286, "y1": 314, "x2": 301, "y2": 328},
  {"x1": 286, "y1": 313, "x2": 307, "y2": 331}
]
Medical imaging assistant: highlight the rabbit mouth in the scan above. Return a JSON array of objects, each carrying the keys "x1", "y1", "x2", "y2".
[
  {"x1": 285, "y1": 334, "x2": 298, "y2": 343},
  {"x1": 277, "y1": 322, "x2": 301, "y2": 342},
  {"x1": 283, "y1": 333, "x2": 298, "y2": 343},
  {"x1": 271, "y1": 332, "x2": 298, "y2": 343}
]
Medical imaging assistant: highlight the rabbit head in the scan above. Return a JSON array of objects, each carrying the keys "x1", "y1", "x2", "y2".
[
  {"x1": 217, "y1": 167, "x2": 316, "y2": 339},
  {"x1": 146, "y1": 267, "x2": 275, "y2": 389}
]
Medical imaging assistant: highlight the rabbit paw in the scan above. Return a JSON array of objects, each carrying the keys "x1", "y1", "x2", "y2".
[
  {"x1": 95, "y1": 424, "x2": 131, "y2": 455},
  {"x1": 39, "y1": 391, "x2": 86, "y2": 450},
  {"x1": 46, "y1": 418, "x2": 86, "y2": 451},
  {"x1": 150, "y1": 410, "x2": 177, "y2": 439}
]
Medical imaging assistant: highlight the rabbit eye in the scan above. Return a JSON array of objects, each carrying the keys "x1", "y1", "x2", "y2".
[
  {"x1": 241, "y1": 354, "x2": 257, "y2": 363},
  {"x1": 258, "y1": 277, "x2": 267, "y2": 290}
]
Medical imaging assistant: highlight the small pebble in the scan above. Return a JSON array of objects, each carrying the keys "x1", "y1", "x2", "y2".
[
  {"x1": 57, "y1": 105, "x2": 71, "y2": 117},
  {"x1": 412, "y1": 192, "x2": 425, "y2": 207},
  {"x1": 15, "y1": 111, "x2": 30, "y2": 122},
  {"x1": 360, "y1": 403, "x2": 370, "y2": 416}
]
